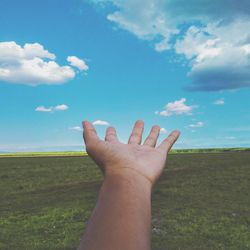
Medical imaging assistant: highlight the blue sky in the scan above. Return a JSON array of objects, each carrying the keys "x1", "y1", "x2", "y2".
[{"x1": 0, "y1": 0, "x2": 250, "y2": 152}]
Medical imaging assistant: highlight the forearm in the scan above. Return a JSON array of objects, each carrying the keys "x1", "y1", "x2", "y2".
[{"x1": 79, "y1": 169, "x2": 152, "y2": 250}]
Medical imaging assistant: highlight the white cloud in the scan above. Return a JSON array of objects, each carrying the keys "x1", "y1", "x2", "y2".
[
  {"x1": 188, "y1": 121, "x2": 204, "y2": 128},
  {"x1": 106, "y1": 0, "x2": 177, "y2": 51},
  {"x1": 92, "y1": 120, "x2": 110, "y2": 126},
  {"x1": 0, "y1": 41, "x2": 55, "y2": 61},
  {"x1": 175, "y1": 26, "x2": 220, "y2": 60},
  {"x1": 0, "y1": 41, "x2": 88, "y2": 86},
  {"x1": 35, "y1": 104, "x2": 69, "y2": 113},
  {"x1": 213, "y1": 98, "x2": 225, "y2": 105},
  {"x1": 92, "y1": 0, "x2": 250, "y2": 52},
  {"x1": 69, "y1": 126, "x2": 83, "y2": 132},
  {"x1": 160, "y1": 127, "x2": 168, "y2": 134},
  {"x1": 35, "y1": 106, "x2": 53, "y2": 112},
  {"x1": 176, "y1": 21, "x2": 250, "y2": 91},
  {"x1": 67, "y1": 56, "x2": 89, "y2": 71},
  {"x1": 157, "y1": 98, "x2": 195, "y2": 116},
  {"x1": 90, "y1": 0, "x2": 250, "y2": 91},
  {"x1": 53, "y1": 104, "x2": 69, "y2": 111}
]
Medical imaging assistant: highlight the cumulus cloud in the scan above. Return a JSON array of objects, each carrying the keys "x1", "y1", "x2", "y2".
[
  {"x1": 188, "y1": 121, "x2": 204, "y2": 128},
  {"x1": 90, "y1": 0, "x2": 250, "y2": 91},
  {"x1": 67, "y1": 56, "x2": 89, "y2": 71},
  {"x1": 35, "y1": 104, "x2": 69, "y2": 113},
  {"x1": 176, "y1": 22, "x2": 250, "y2": 91},
  {"x1": 157, "y1": 98, "x2": 195, "y2": 116},
  {"x1": 69, "y1": 126, "x2": 83, "y2": 132},
  {"x1": 0, "y1": 41, "x2": 88, "y2": 86},
  {"x1": 213, "y1": 98, "x2": 225, "y2": 105},
  {"x1": 92, "y1": 120, "x2": 110, "y2": 126}
]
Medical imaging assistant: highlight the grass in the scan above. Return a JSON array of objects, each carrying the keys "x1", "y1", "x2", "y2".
[{"x1": 0, "y1": 152, "x2": 250, "y2": 249}]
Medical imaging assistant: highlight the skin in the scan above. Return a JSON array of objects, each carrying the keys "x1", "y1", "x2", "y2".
[{"x1": 78, "y1": 120, "x2": 180, "y2": 250}]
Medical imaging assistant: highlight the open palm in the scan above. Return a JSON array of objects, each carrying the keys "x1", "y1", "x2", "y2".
[{"x1": 83, "y1": 120, "x2": 180, "y2": 186}]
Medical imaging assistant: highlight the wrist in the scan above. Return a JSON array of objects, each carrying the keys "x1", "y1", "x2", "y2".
[{"x1": 104, "y1": 167, "x2": 153, "y2": 191}]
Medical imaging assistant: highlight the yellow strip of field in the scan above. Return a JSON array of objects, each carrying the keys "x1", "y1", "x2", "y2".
[
  {"x1": 0, "y1": 152, "x2": 88, "y2": 158},
  {"x1": 0, "y1": 148, "x2": 249, "y2": 158}
]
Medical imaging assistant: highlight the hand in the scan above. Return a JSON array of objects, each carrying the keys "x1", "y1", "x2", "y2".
[{"x1": 82, "y1": 120, "x2": 180, "y2": 187}]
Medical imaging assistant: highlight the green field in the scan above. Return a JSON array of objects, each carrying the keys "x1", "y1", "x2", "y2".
[{"x1": 0, "y1": 152, "x2": 250, "y2": 249}]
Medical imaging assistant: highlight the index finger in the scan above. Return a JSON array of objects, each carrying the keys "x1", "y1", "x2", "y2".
[{"x1": 82, "y1": 121, "x2": 100, "y2": 146}]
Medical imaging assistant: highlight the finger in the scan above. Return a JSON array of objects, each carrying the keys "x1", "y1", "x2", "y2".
[
  {"x1": 105, "y1": 126, "x2": 118, "y2": 142},
  {"x1": 158, "y1": 130, "x2": 180, "y2": 152},
  {"x1": 82, "y1": 121, "x2": 100, "y2": 146},
  {"x1": 128, "y1": 120, "x2": 144, "y2": 144},
  {"x1": 144, "y1": 125, "x2": 160, "y2": 147}
]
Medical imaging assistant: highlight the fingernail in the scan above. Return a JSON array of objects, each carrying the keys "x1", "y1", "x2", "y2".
[
  {"x1": 82, "y1": 121, "x2": 86, "y2": 128},
  {"x1": 174, "y1": 130, "x2": 181, "y2": 136}
]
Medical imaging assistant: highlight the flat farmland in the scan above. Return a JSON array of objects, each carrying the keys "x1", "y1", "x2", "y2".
[{"x1": 0, "y1": 152, "x2": 250, "y2": 249}]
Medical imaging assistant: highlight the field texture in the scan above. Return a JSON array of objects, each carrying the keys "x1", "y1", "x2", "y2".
[{"x1": 0, "y1": 152, "x2": 250, "y2": 249}]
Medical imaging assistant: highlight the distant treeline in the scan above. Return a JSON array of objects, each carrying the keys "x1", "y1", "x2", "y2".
[{"x1": 171, "y1": 148, "x2": 250, "y2": 153}]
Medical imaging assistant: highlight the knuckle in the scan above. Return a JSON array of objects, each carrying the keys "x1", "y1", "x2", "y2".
[
  {"x1": 89, "y1": 128, "x2": 96, "y2": 134},
  {"x1": 164, "y1": 139, "x2": 172, "y2": 148},
  {"x1": 147, "y1": 136, "x2": 155, "y2": 142},
  {"x1": 168, "y1": 134, "x2": 177, "y2": 143},
  {"x1": 132, "y1": 132, "x2": 141, "y2": 138}
]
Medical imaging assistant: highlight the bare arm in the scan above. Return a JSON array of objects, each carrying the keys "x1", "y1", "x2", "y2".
[{"x1": 78, "y1": 120, "x2": 180, "y2": 250}]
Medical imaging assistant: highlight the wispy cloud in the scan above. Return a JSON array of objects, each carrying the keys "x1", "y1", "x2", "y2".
[
  {"x1": 0, "y1": 41, "x2": 88, "y2": 86},
  {"x1": 224, "y1": 136, "x2": 236, "y2": 140},
  {"x1": 213, "y1": 98, "x2": 225, "y2": 105},
  {"x1": 92, "y1": 120, "x2": 110, "y2": 126},
  {"x1": 35, "y1": 106, "x2": 53, "y2": 112},
  {"x1": 0, "y1": 143, "x2": 84, "y2": 152},
  {"x1": 35, "y1": 104, "x2": 69, "y2": 113},
  {"x1": 156, "y1": 98, "x2": 196, "y2": 116},
  {"x1": 53, "y1": 104, "x2": 68, "y2": 111},
  {"x1": 188, "y1": 121, "x2": 204, "y2": 128},
  {"x1": 69, "y1": 126, "x2": 83, "y2": 132}
]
